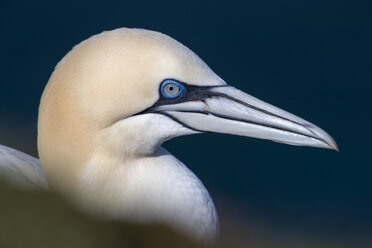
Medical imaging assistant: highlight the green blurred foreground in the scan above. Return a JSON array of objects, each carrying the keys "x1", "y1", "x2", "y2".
[{"x1": 0, "y1": 179, "x2": 370, "y2": 248}]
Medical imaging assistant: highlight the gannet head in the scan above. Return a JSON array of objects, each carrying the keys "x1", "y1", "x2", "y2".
[{"x1": 38, "y1": 27, "x2": 337, "y2": 195}]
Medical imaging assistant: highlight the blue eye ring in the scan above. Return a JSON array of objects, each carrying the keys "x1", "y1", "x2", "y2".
[{"x1": 160, "y1": 79, "x2": 185, "y2": 99}]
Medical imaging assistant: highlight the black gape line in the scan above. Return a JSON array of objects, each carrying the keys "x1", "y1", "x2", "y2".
[
  {"x1": 136, "y1": 78, "x2": 227, "y2": 132},
  {"x1": 138, "y1": 78, "x2": 332, "y2": 147}
]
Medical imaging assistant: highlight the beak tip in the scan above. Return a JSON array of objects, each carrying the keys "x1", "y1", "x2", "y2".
[
  {"x1": 324, "y1": 133, "x2": 339, "y2": 152},
  {"x1": 328, "y1": 140, "x2": 339, "y2": 152},
  {"x1": 306, "y1": 124, "x2": 338, "y2": 152}
]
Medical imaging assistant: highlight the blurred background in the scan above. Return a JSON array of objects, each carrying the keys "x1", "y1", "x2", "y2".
[{"x1": 0, "y1": 0, "x2": 371, "y2": 247}]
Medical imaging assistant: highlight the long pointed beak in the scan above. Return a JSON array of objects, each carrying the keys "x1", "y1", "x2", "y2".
[{"x1": 153, "y1": 85, "x2": 338, "y2": 151}]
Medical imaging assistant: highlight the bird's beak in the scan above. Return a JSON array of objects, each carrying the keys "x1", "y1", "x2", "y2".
[{"x1": 153, "y1": 85, "x2": 338, "y2": 150}]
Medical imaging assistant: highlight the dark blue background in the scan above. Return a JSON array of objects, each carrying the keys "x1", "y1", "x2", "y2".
[{"x1": 1, "y1": 0, "x2": 371, "y2": 243}]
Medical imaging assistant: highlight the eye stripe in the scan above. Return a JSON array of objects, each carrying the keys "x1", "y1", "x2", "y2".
[{"x1": 135, "y1": 79, "x2": 227, "y2": 116}]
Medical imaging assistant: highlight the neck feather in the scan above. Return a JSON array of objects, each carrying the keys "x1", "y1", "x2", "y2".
[{"x1": 77, "y1": 147, "x2": 219, "y2": 242}]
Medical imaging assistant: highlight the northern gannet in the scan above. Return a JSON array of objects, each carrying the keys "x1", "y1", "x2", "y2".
[{"x1": 0, "y1": 28, "x2": 337, "y2": 243}]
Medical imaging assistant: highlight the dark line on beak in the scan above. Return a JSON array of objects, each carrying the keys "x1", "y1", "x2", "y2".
[
  {"x1": 209, "y1": 91, "x2": 318, "y2": 137},
  {"x1": 156, "y1": 110, "x2": 332, "y2": 149}
]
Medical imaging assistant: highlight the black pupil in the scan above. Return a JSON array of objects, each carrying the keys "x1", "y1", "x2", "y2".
[{"x1": 169, "y1": 86, "x2": 174, "y2": 91}]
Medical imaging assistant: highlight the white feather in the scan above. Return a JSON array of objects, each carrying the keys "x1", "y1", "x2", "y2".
[{"x1": 0, "y1": 144, "x2": 47, "y2": 189}]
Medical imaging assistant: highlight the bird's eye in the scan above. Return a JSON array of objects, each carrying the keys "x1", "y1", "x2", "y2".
[{"x1": 160, "y1": 80, "x2": 184, "y2": 98}]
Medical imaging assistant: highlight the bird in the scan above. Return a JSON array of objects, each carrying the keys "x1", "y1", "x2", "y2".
[{"x1": 0, "y1": 28, "x2": 337, "y2": 243}]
